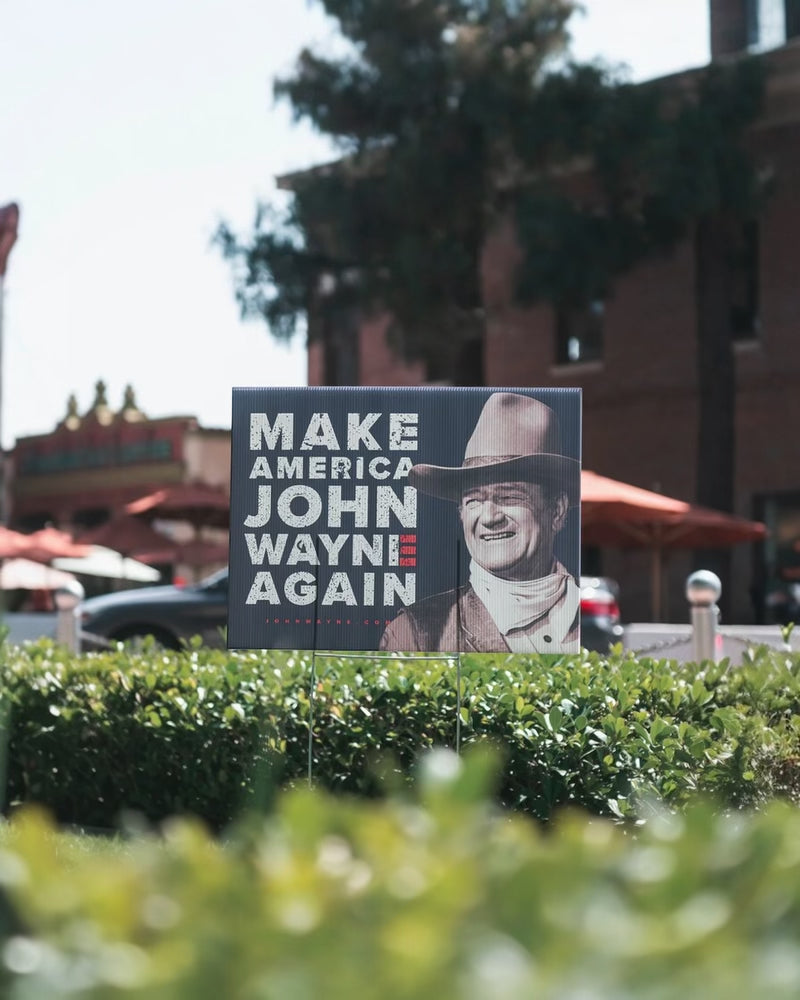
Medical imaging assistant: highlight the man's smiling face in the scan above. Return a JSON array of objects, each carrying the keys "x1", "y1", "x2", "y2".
[{"x1": 459, "y1": 479, "x2": 568, "y2": 581}]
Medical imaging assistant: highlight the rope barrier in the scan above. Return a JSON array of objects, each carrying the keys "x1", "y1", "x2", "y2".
[
  {"x1": 626, "y1": 635, "x2": 695, "y2": 656},
  {"x1": 628, "y1": 631, "x2": 795, "y2": 658}
]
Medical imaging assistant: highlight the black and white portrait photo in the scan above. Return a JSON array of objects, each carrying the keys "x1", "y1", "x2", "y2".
[
  {"x1": 380, "y1": 391, "x2": 581, "y2": 654},
  {"x1": 228, "y1": 386, "x2": 581, "y2": 652}
]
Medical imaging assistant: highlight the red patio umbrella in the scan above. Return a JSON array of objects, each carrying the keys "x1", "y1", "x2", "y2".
[
  {"x1": 124, "y1": 484, "x2": 229, "y2": 582},
  {"x1": 580, "y1": 470, "x2": 767, "y2": 620},
  {"x1": 0, "y1": 558, "x2": 77, "y2": 592},
  {"x1": 124, "y1": 484, "x2": 229, "y2": 528},
  {"x1": 77, "y1": 515, "x2": 179, "y2": 564},
  {"x1": 0, "y1": 526, "x2": 32, "y2": 559},
  {"x1": 15, "y1": 527, "x2": 92, "y2": 563},
  {"x1": 77, "y1": 516, "x2": 228, "y2": 572},
  {"x1": 174, "y1": 537, "x2": 229, "y2": 568}
]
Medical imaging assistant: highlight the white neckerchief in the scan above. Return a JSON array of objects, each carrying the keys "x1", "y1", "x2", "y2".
[{"x1": 470, "y1": 559, "x2": 575, "y2": 635}]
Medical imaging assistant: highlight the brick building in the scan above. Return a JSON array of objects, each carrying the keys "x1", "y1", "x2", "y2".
[
  {"x1": 305, "y1": 1, "x2": 800, "y2": 624},
  {"x1": 8, "y1": 381, "x2": 231, "y2": 582}
]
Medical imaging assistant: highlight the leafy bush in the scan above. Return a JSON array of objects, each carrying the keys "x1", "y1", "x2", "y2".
[
  {"x1": 1, "y1": 751, "x2": 800, "y2": 998},
  {"x1": 1, "y1": 639, "x2": 800, "y2": 829}
]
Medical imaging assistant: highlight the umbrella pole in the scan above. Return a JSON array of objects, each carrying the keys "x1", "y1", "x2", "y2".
[{"x1": 653, "y1": 545, "x2": 663, "y2": 621}]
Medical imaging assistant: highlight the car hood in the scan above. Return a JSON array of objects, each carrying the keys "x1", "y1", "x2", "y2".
[{"x1": 80, "y1": 585, "x2": 199, "y2": 613}]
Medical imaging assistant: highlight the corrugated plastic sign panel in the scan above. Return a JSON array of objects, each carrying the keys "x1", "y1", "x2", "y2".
[{"x1": 228, "y1": 387, "x2": 581, "y2": 653}]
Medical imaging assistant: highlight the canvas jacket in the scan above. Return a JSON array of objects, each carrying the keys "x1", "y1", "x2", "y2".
[{"x1": 379, "y1": 582, "x2": 580, "y2": 654}]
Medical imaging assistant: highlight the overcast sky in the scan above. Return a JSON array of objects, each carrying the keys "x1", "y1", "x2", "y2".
[{"x1": 0, "y1": 0, "x2": 709, "y2": 448}]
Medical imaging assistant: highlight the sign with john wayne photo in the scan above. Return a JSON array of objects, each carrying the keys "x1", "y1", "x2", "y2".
[{"x1": 228, "y1": 387, "x2": 581, "y2": 653}]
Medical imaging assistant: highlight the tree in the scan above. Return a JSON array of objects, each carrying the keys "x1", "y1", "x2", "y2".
[
  {"x1": 219, "y1": 0, "x2": 766, "y2": 533},
  {"x1": 217, "y1": 0, "x2": 582, "y2": 383}
]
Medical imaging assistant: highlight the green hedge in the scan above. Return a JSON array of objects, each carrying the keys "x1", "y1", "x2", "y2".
[
  {"x1": 2, "y1": 752, "x2": 800, "y2": 998},
  {"x1": 1, "y1": 639, "x2": 800, "y2": 829}
]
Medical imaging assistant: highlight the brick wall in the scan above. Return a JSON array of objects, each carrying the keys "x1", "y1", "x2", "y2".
[
  {"x1": 308, "y1": 315, "x2": 427, "y2": 387},
  {"x1": 356, "y1": 315, "x2": 428, "y2": 386},
  {"x1": 709, "y1": 0, "x2": 749, "y2": 58},
  {"x1": 310, "y1": 42, "x2": 800, "y2": 625},
  {"x1": 308, "y1": 341, "x2": 325, "y2": 386}
]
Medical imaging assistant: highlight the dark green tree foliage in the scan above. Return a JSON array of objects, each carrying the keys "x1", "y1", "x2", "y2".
[
  {"x1": 512, "y1": 58, "x2": 766, "y2": 309},
  {"x1": 218, "y1": 0, "x2": 580, "y2": 382},
  {"x1": 220, "y1": 2, "x2": 764, "y2": 379},
  {"x1": 219, "y1": 1, "x2": 766, "y2": 527}
]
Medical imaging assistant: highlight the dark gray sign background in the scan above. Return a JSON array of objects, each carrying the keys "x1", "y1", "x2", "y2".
[{"x1": 228, "y1": 386, "x2": 581, "y2": 651}]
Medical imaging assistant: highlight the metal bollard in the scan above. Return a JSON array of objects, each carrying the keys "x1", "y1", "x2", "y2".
[
  {"x1": 686, "y1": 570, "x2": 722, "y2": 663},
  {"x1": 54, "y1": 580, "x2": 85, "y2": 654}
]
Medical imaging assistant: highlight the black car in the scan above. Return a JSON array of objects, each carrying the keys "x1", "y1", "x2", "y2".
[
  {"x1": 79, "y1": 568, "x2": 623, "y2": 652},
  {"x1": 579, "y1": 575, "x2": 624, "y2": 652},
  {"x1": 80, "y1": 568, "x2": 229, "y2": 650}
]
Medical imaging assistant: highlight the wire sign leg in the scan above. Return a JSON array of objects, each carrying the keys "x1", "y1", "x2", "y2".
[
  {"x1": 455, "y1": 652, "x2": 463, "y2": 755},
  {"x1": 308, "y1": 649, "x2": 316, "y2": 787}
]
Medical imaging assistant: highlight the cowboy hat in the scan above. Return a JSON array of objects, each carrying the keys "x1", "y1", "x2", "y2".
[{"x1": 409, "y1": 392, "x2": 580, "y2": 504}]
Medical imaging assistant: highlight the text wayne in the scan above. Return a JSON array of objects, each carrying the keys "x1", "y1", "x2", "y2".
[{"x1": 244, "y1": 410, "x2": 419, "y2": 607}]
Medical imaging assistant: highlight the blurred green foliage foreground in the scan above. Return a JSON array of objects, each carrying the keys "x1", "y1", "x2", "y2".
[
  {"x1": 0, "y1": 641, "x2": 800, "y2": 996},
  {"x1": 2, "y1": 752, "x2": 800, "y2": 998}
]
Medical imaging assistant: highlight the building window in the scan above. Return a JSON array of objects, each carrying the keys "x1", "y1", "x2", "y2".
[
  {"x1": 581, "y1": 545, "x2": 603, "y2": 578},
  {"x1": 730, "y1": 220, "x2": 760, "y2": 341},
  {"x1": 746, "y1": 0, "x2": 761, "y2": 46},
  {"x1": 786, "y1": 0, "x2": 800, "y2": 39},
  {"x1": 758, "y1": 493, "x2": 800, "y2": 624},
  {"x1": 321, "y1": 305, "x2": 360, "y2": 386},
  {"x1": 748, "y1": 0, "x2": 797, "y2": 48},
  {"x1": 555, "y1": 300, "x2": 604, "y2": 365}
]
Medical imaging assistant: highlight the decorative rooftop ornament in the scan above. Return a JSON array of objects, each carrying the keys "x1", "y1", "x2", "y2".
[
  {"x1": 120, "y1": 383, "x2": 146, "y2": 422},
  {"x1": 86, "y1": 379, "x2": 113, "y2": 425},
  {"x1": 62, "y1": 394, "x2": 81, "y2": 431}
]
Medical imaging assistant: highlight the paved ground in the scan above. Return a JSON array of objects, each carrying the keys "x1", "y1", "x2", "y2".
[
  {"x1": 2, "y1": 612, "x2": 796, "y2": 665},
  {"x1": 624, "y1": 622, "x2": 798, "y2": 664},
  {"x1": 3, "y1": 612, "x2": 57, "y2": 645}
]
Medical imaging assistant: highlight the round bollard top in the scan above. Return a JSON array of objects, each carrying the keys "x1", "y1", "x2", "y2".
[
  {"x1": 686, "y1": 570, "x2": 722, "y2": 607},
  {"x1": 54, "y1": 579, "x2": 85, "y2": 611}
]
